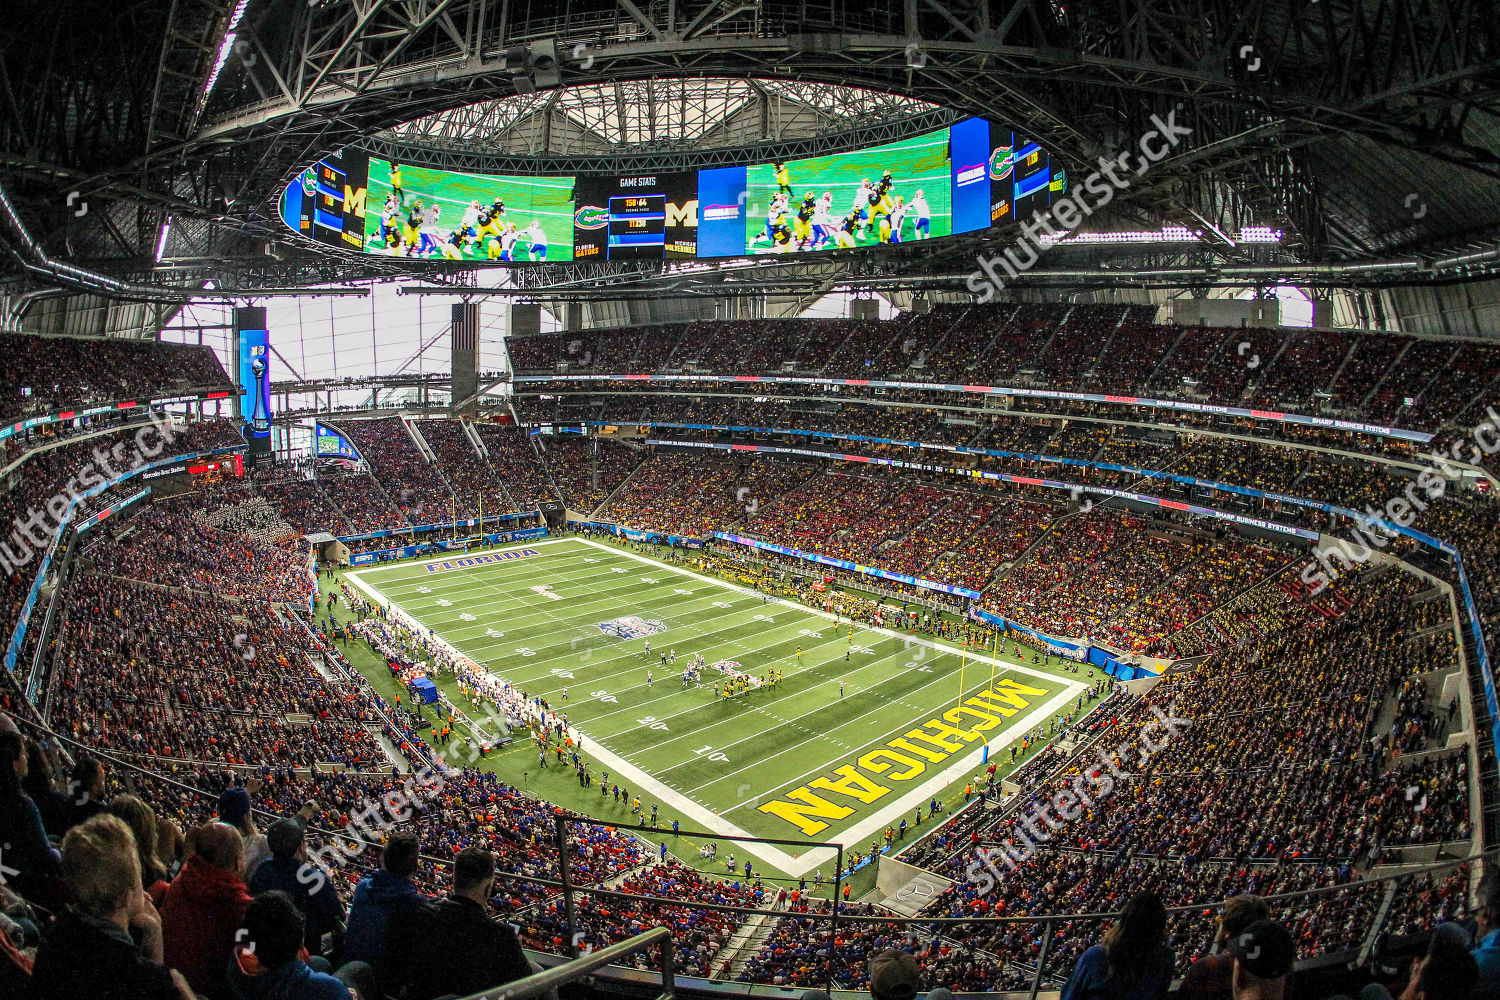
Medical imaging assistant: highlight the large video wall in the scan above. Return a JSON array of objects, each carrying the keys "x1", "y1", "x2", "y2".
[{"x1": 279, "y1": 118, "x2": 1060, "y2": 262}]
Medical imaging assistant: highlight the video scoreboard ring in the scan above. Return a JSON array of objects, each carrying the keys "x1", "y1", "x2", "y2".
[
  {"x1": 607, "y1": 193, "x2": 667, "y2": 258},
  {"x1": 289, "y1": 119, "x2": 1058, "y2": 260}
]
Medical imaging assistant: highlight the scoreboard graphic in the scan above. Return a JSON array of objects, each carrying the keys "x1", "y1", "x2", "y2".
[
  {"x1": 573, "y1": 173, "x2": 698, "y2": 260},
  {"x1": 286, "y1": 119, "x2": 1050, "y2": 262},
  {"x1": 608, "y1": 193, "x2": 666, "y2": 258}
]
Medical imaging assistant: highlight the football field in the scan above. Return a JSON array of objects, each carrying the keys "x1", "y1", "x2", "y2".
[{"x1": 346, "y1": 537, "x2": 1085, "y2": 875}]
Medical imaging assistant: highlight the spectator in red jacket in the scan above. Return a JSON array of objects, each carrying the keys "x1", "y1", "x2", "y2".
[{"x1": 161, "y1": 822, "x2": 253, "y2": 999}]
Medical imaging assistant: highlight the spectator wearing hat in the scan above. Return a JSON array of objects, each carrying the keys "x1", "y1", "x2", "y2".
[
  {"x1": 1060, "y1": 892, "x2": 1175, "y2": 1000},
  {"x1": 388, "y1": 847, "x2": 535, "y2": 1000},
  {"x1": 344, "y1": 831, "x2": 429, "y2": 996},
  {"x1": 227, "y1": 891, "x2": 351, "y2": 1000},
  {"x1": 161, "y1": 821, "x2": 253, "y2": 999},
  {"x1": 247, "y1": 811, "x2": 345, "y2": 958},
  {"x1": 1224, "y1": 919, "x2": 1294, "y2": 1000},
  {"x1": 218, "y1": 783, "x2": 270, "y2": 881},
  {"x1": 1179, "y1": 895, "x2": 1273, "y2": 1000},
  {"x1": 869, "y1": 949, "x2": 924, "y2": 1000},
  {"x1": 32, "y1": 813, "x2": 194, "y2": 1000}
]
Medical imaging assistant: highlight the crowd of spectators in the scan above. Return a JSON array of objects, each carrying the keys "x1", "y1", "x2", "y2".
[
  {"x1": 315, "y1": 469, "x2": 409, "y2": 534},
  {"x1": 0, "y1": 333, "x2": 230, "y2": 423},
  {"x1": 250, "y1": 463, "x2": 354, "y2": 535},
  {"x1": 508, "y1": 308, "x2": 1500, "y2": 444},
  {"x1": 339, "y1": 418, "x2": 456, "y2": 526},
  {"x1": 473, "y1": 424, "x2": 559, "y2": 510},
  {"x1": 415, "y1": 419, "x2": 510, "y2": 520},
  {"x1": 540, "y1": 438, "x2": 643, "y2": 513},
  {"x1": 3, "y1": 326, "x2": 1499, "y2": 998}
]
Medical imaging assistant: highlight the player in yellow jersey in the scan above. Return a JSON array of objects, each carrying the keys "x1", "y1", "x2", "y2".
[
  {"x1": 402, "y1": 200, "x2": 425, "y2": 255},
  {"x1": 437, "y1": 229, "x2": 465, "y2": 260},
  {"x1": 772, "y1": 160, "x2": 791, "y2": 194},
  {"x1": 390, "y1": 163, "x2": 406, "y2": 207}
]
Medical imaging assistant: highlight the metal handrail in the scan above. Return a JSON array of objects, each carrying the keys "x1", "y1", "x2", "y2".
[{"x1": 454, "y1": 925, "x2": 676, "y2": 1000}]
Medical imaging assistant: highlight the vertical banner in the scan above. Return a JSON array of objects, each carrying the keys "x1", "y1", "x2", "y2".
[
  {"x1": 949, "y1": 117, "x2": 994, "y2": 234},
  {"x1": 451, "y1": 302, "x2": 480, "y2": 415},
  {"x1": 1005, "y1": 133, "x2": 1052, "y2": 220},
  {"x1": 696, "y1": 165, "x2": 749, "y2": 258},
  {"x1": 234, "y1": 307, "x2": 272, "y2": 458}
]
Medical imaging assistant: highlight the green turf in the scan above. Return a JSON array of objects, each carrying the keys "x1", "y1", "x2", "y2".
[
  {"x1": 342, "y1": 536, "x2": 1089, "y2": 877},
  {"x1": 744, "y1": 129, "x2": 953, "y2": 250},
  {"x1": 363, "y1": 156, "x2": 576, "y2": 261}
]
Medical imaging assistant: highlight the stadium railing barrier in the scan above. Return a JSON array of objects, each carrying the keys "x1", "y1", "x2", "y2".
[{"x1": 462, "y1": 926, "x2": 677, "y2": 1000}]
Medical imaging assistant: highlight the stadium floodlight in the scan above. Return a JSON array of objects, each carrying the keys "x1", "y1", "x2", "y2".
[
  {"x1": 198, "y1": 0, "x2": 253, "y2": 113},
  {"x1": 155, "y1": 218, "x2": 172, "y2": 263}
]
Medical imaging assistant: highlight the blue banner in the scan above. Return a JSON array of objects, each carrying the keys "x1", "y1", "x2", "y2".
[
  {"x1": 338, "y1": 512, "x2": 536, "y2": 544},
  {"x1": 950, "y1": 116, "x2": 994, "y2": 234},
  {"x1": 696, "y1": 166, "x2": 749, "y2": 258},
  {"x1": 236, "y1": 325, "x2": 272, "y2": 450},
  {"x1": 345, "y1": 526, "x2": 550, "y2": 565},
  {"x1": 570, "y1": 520, "x2": 704, "y2": 548}
]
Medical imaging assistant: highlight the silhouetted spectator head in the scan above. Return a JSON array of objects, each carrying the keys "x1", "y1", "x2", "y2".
[
  {"x1": 156, "y1": 814, "x2": 185, "y2": 871},
  {"x1": 265, "y1": 817, "x2": 306, "y2": 860},
  {"x1": 60, "y1": 813, "x2": 140, "y2": 919},
  {"x1": 453, "y1": 846, "x2": 495, "y2": 899},
  {"x1": 1404, "y1": 935, "x2": 1478, "y2": 999},
  {"x1": 70, "y1": 755, "x2": 104, "y2": 801},
  {"x1": 108, "y1": 794, "x2": 168, "y2": 888},
  {"x1": 1477, "y1": 869, "x2": 1500, "y2": 936},
  {"x1": 383, "y1": 831, "x2": 419, "y2": 878},
  {"x1": 217, "y1": 785, "x2": 252, "y2": 829},
  {"x1": 1104, "y1": 892, "x2": 1169, "y2": 986},
  {"x1": 1228, "y1": 919, "x2": 1294, "y2": 998},
  {"x1": 239, "y1": 891, "x2": 305, "y2": 971},
  {"x1": 1217, "y1": 894, "x2": 1272, "y2": 945},
  {"x1": 193, "y1": 821, "x2": 246, "y2": 874},
  {"x1": 0, "y1": 730, "x2": 24, "y2": 798}
]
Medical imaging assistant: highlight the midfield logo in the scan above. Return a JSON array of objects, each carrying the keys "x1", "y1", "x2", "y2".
[{"x1": 596, "y1": 615, "x2": 667, "y2": 640}]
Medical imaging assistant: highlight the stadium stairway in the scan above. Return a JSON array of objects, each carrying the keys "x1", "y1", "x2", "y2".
[
  {"x1": 718, "y1": 910, "x2": 779, "y2": 981},
  {"x1": 530, "y1": 434, "x2": 568, "y2": 507},
  {"x1": 589, "y1": 456, "x2": 649, "y2": 518}
]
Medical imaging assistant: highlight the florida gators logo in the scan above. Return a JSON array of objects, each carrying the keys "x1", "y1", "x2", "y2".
[
  {"x1": 574, "y1": 205, "x2": 609, "y2": 230},
  {"x1": 988, "y1": 146, "x2": 1016, "y2": 182}
]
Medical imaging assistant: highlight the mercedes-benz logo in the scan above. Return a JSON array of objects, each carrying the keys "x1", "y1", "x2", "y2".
[{"x1": 896, "y1": 879, "x2": 936, "y2": 900}]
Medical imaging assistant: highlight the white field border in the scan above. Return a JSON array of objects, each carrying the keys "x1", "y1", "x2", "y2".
[{"x1": 346, "y1": 536, "x2": 1086, "y2": 876}]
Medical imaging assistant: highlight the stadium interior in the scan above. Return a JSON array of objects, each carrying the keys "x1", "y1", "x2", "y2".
[{"x1": 2, "y1": 2, "x2": 1500, "y2": 1000}]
